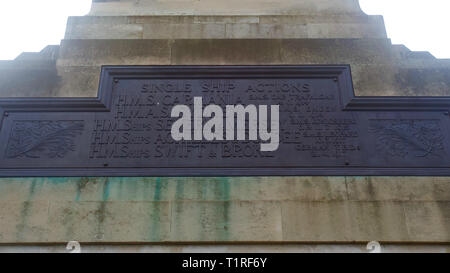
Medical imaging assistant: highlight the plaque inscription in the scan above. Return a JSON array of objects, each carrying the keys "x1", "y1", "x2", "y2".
[{"x1": 0, "y1": 66, "x2": 449, "y2": 176}]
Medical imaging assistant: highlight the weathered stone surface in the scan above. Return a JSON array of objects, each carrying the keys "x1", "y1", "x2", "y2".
[
  {"x1": 280, "y1": 39, "x2": 395, "y2": 64},
  {"x1": 47, "y1": 201, "x2": 171, "y2": 242},
  {"x1": 403, "y1": 202, "x2": 450, "y2": 242},
  {"x1": 57, "y1": 39, "x2": 171, "y2": 67},
  {"x1": 347, "y1": 201, "x2": 411, "y2": 242},
  {"x1": 0, "y1": 63, "x2": 59, "y2": 97},
  {"x1": 0, "y1": 177, "x2": 348, "y2": 202},
  {"x1": 346, "y1": 177, "x2": 450, "y2": 201},
  {"x1": 0, "y1": 201, "x2": 51, "y2": 243},
  {"x1": 0, "y1": 46, "x2": 60, "y2": 97},
  {"x1": 55, "y1": 66, "x2": 101, "y2": 97},
  {"x1": 143, "y1": 23, "x2": 226, "y2": 39},
  {"x1": 64, "y1": 15, "x2": 387, "y2": 39},
  {"x1": 170, "y1": 39, "x2": 283, "y2": 65},
  {"x1": 225, "y1": 23, "x2": 308, "y2": 39},
  {"x1": 67, "y1": 23, "x2": 144, "y2": 40},
  {"x1": 282, "y1": 200, "x2": 449, "y2": 242},
  {"x1": 0, "y1": 177, "x2": 449, "y2": 243},
  {"x1": 282, "y1": 201, "x2": 354, "y2": 241},
  {"x1": 89, "y1": 0, "x2": 364, "y2": 16},
  {"x1": 1, "y1": 176, "x2": 448, "y2": 202},
  {"x1": 170, "y1": 201, "x2": 282, "y2": 242}
]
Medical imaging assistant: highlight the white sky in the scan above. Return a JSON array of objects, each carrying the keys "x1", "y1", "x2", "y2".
[
  {"x1": 0, "y1": 0, "x2": 449, "y2": 60},
  {"x1": 360, "y1": 0, "x2": 450, "y2": 58}
]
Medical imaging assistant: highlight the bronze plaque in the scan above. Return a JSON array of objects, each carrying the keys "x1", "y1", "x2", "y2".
[{"x1": 0, "y1": 66, "x2": 449, "y2": 176}]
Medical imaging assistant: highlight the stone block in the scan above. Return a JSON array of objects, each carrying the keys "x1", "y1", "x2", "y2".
[
  {"x1": 225, "y1": 23, "x2": 308, "y2": 39},
  {"x1": 347, "y1": 201, "x2": 410, "y2": 242},
  {"x1": 64, "y1": 14, "x2": 387, "y2": 40},
  {"x1": 46, "y1": 201, "x2": 171, "y2": 243},
  {"x1": 225, "y1": 177, "x2": 348, "y2": 202},
  {"x1": 282, "y1": 201, "x2": 414, "y2": 242},
  {"x1": 143, "y1": 23, "x2": 226, "y2": 39},
  {"x1": 394, "y1": 67, "x2": 450, "y2": 96},
  {"x1": 193, "y1": 16, "x2": 260, "y2": 24},
  {"x1": 306, "y1": 23, "x2": 382, "y2": 39},
  {"x1": 351, "y1": 64, "x2": 450, "y2": 96},
  {"x1": 170, "y1": 39, "x2": 283, "y2": 64},
  {"x1": 403, "y1": 201, "x2": 450, "y2": 242},
  {"x1": 66, "y1": 23, "x2": 144, "y2": 40},
  {"x1": 346, "y1": 177, "x2": 450, "y2": 202},
  {"x1": 281, "y1": 201, "x2": 353, "y2": 241},
  {"x1": 0, "y1": 61, "x2": 58, "y2": 97},
  {"x1": 57, "y1": 39, "x2": 172, "y2": 67},
  {"x1": 89, "y1": 0, "x2": 364, "y2": 16},
  {"x1": 350, "y1": 64, "x2": 400, "y2": 96},
  {"x1": 0, "y1": 201, "x2": 51, "y2": 243},
  {"x1": 280, "y1": 39, "x2": 395, "y2": 65},
  {"x1": 55, "y1": 65, "x2": 101, "y2": 97},
  {"x1": 170, "y1": 201, "x2": 282, "y2": 241}
]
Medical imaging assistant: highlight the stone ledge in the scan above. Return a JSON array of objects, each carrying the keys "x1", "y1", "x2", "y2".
[
  {"x1": 69, "y1": 15, "x2": 384, "y2": 25},
  {"x1": 89, "y1": 0, "x2": 364, "y2": 16},
  {"x1": 57, "y1": 38, "x2": 396, "y2": 67},
  {"x1": 64, "y1": 15, "x2": 387, "y2": 39},
  {"x1": 1, "y1": 177, "x2": 449, "y2": 202}
]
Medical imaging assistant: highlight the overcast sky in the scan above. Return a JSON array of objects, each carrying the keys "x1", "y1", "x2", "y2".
[{"x1": 0, "y1": 0, "x2": 449, "y2": 60}]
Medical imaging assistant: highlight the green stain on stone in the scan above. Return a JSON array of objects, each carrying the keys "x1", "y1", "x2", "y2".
[
  {"x1": 96, "y1": 178, "x2": 111, "y2": 240},
  {"x1": 220, "y1": 177, "x2": 231, "y2": 201},
  {"x1": 75, "y1": 177, "x2": 90, "y2": 202},
  {"x1": 153, "y1": 178, "x2": 162, "y2": 201},
  {"x1": 28, "y1": 179, "x2": 37, "y2": 200},
  {"x1": 142, "y1": 177, "x2": 153, "y2": 200},
  {"x1": 124, "y1": 177, "x2": 138, "y2": 199},
  {"x1": 5, "y1": 176, "x2": 238, "y2": 242},
  {"x1": 102, "y1": 178, "x2": 111, "y2": 202},
  {"x1": 175, "y1": 178, "x2": 185, "y2": 201},
  {"x1": 16, "y1": 179, "x2": 39, "y2": 241},
  {"x1": 200, "y1": 179, "x2": 208, "y2": 200},
  {"x1": 219, "y1": 178, "x2": 231, "y2": 241},
  {"x1": 42, "y1": 177, "x2": 71, "y2": 185},
  {"x1": 16, "y1": 201, "x2": 31, "y2": 241},
  {"x1": 118, "y1": 179, "x2": 124, "y2": 199},
  {"x1": 149, "y1": 178, "x2": 164, "y2": 241},
  {"x1": 149, "y1": 202, "x2": 161, "y2": 242}
]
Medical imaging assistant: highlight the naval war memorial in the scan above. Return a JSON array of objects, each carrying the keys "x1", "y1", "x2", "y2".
[{"x1": 0, "y1": 0, "x2": 449, "y2": 252}]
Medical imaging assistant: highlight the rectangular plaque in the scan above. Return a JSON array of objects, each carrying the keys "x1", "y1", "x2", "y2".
[{"x1": 0, "y1": 65, "x2": 449, "y2": 177}]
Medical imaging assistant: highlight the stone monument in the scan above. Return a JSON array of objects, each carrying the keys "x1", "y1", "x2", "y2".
[{"x1": 0, "y1": 0, "x2": 449, "y2": 252}]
